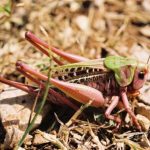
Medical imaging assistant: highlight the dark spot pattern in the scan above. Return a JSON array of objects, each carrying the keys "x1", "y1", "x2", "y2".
[
  {"x1": 68, "y1": 72, "x2": 74, "y2": 77},
  {"x1": 53, "y1": 66, "x2": 119, "y2": 97},
  {"x1": 77, "y1": 67, "x2": 82, "y2": 71},
  {"x1": 65, "y1": 68, "x2": 69, "y2": 72},
  {"x1": 70, "y1": 68, "x2": 75, "y2": 72},
  {"x1": 58, "y1": 76, "x2": 63, "y2": 80}
]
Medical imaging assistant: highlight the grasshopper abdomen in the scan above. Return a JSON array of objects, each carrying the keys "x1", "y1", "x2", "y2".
[{"x1": 53, "y1": 66, "x2": 120, "y2": 97}]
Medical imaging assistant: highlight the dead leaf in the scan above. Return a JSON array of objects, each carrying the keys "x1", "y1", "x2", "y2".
[
  {"x1": 136, "y1": 103, "x2": 150, "y2": 121},
  {"x1": 136, "y1": 114, "x2": 150, "y2": 131},
  {"x1": 140, "y1": 26, "x2": 150, "y2": 37},
  {"x1": 74, "y1": 15, "x2": 90, "y2": 32}
]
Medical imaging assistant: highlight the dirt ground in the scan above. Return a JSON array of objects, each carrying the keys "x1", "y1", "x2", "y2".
[{"x1": 0, "y1": 0, "x2": 150, "y2": 149}]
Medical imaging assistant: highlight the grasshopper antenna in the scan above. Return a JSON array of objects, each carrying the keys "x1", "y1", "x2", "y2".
[
  {"x1": 146, "y1": 55, "x2": 150, "y2": 73},
  {"x1": 147, "y1": 55, "x2": 150, "y2": 64}
]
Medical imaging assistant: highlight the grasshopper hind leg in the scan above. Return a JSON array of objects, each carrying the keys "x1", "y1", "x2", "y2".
[{"x1": 25, "y1": 31, "x2": 89, "y2": 63}]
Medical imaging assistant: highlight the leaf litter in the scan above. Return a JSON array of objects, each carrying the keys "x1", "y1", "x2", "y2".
[{"x1": 0, "y1": 0, "x2": 150, "y2": 149}]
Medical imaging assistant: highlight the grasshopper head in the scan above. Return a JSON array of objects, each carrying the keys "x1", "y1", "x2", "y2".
[{"x1": 132, "y1": 64, "x2": 148, "y2": 90}]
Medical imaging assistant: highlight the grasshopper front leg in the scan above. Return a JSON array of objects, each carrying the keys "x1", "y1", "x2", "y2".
[{"x1": 121, "y1": 89, "x2": 141, "y2": 130}]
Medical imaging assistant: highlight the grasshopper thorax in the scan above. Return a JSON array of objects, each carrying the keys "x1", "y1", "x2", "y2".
[{"x1": 104, "y1": 56, "x2": 148, "y2": 90}]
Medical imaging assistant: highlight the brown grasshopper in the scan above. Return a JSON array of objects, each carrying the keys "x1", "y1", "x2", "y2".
[{"x1": 0, "y1": 31, "x2": 149, "y2": 130}]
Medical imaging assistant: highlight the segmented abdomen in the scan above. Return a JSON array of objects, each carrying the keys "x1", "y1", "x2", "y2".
[
  {"x1": 53, "y1": 67, "x2": 119, "y2": 97},
  {"x1": 72, "y1": 72, "x2": 119, "y2": 96}
]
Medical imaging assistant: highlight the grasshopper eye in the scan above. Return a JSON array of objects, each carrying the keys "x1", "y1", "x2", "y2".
[
  {"x1": 133, "y1": 67, "x2": 148, "y2": 90},
  {"x1": 138, "y1": 71, "x2": 145, "y2": 80}
]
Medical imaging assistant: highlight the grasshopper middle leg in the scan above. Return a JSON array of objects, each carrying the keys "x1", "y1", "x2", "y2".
[{"x1": 105, "y1": 96, "x2": 121, "y2": 128}]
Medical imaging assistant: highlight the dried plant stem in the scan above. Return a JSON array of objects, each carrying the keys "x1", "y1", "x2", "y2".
[
  {"x1": 36, "y1": 130, "x2": 67, "y2": 150},
  {"x1": 116, "y1": 138, "x2": 144, "y2": 150},
  {"x1": 88, "y1": 122, "x2": 105, "y2": 150},
  {"x1": 27, "y1": 85, "x2": 42, "y2": 126},
  {"x1": 66, "y1": 100, "x2": 92, "y2": 127}
]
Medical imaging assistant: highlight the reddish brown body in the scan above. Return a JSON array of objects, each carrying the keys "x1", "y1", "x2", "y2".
[{"x1": 0, "y1": 31, "x2": 148, "y2": 131}]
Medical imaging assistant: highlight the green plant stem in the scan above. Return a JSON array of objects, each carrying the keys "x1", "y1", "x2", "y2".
[{"x1": 15, "y1": 67, "x2": 51, "y2": 149}]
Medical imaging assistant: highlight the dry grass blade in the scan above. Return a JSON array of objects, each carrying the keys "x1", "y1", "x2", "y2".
[
  {"x1": 123, "y1": 138, "x2": 144, "y2": 150},
  {"x1": 28, "y1": 85, "x2": 42, "y2": 125},
  {"x1": 34, "y1": 130, "x2": 67, "y2": 150},
  {"x1": 66, "y1": 100, "x2": 92, "y2": 127},
  {"x1": 88, "y1": 122, "x2": 105, "y2": 150}
]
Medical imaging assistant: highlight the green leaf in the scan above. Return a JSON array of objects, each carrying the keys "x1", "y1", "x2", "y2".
[
  {"x1": 0, "y1": 6, "x2": 5, "y2": 13},
  {"x1": 0, "y1": 0, "x2": 11, "y2": 14},
  {"x1": 4, "y1": 3, "x2": 11, "y2": 14},
  {"x1": 109, "y1": 120, "x2": 115, "y2": 126}
]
